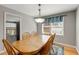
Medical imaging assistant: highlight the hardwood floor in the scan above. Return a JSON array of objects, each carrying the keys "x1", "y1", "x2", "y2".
[
  {"x1": 0, "y1": 46, "x2": 78, "y2": 55},
  {"x1": 0, "y1": 51, "x2": 8, "y2": 55},
  {"x1": 64, "y1": 46, "x2": 78, "y2": 55}
]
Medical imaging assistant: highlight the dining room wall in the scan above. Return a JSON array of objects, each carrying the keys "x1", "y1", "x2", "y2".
[
  {"x1": 76, "y1": 6, "x2": 79, "y2": 53},
  {"x1": 56, "y1": 11, "x2": 76, "y2": 46},
  {"x1": 37, "y1": 10, "x2": 76, "y2": 46},
  {"x1": 0, "y1": 5, "x2": 36, "y2": 52}
]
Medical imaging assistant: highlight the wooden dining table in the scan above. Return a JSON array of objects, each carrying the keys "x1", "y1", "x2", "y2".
[{"x1": 13, "y1": 35, "x2": 49, "y2": 55}]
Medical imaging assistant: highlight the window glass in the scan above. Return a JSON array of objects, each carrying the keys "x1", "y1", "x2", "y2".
[{"x1": 42, "y1": 16, "x2": 64, "y2": 35}]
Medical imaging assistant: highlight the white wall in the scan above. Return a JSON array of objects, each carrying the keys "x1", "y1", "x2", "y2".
[{"x1": 76, "y1": 6, "x2": 79, "y2": 53}]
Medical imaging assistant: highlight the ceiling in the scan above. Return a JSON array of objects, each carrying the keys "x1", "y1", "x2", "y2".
[{"x1": 2, "y1": 4, "x2": 79, "y2": 17}]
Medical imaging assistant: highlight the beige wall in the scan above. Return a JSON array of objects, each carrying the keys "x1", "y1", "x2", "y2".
[{"x1": 0, "y1": 5, "x2": 36, "y2": 51}]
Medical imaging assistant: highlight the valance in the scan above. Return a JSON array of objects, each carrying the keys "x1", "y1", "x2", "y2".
[{"x1": 45, "y1": 16, "x2": 63, "y2": 23}]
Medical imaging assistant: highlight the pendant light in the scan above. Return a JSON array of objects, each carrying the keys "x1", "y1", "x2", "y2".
[{"x1": 35, "y1": 4, "x2": 45, "y2": 23}]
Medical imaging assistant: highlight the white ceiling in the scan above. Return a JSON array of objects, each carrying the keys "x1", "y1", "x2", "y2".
[{"x1": 2, "y1": 4, "x2": 79, "y2": 17}]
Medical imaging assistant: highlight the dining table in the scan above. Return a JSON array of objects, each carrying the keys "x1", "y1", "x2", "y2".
[{"x1": 13, "y1": 35, "x2": 50, "y2": 55}]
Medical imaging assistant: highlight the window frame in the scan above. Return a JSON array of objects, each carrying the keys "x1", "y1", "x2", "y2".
[{"x1": 42, "y1": 17, "x2": 64, "y2": 36}]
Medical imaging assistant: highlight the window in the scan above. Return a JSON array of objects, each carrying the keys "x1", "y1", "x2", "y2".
[
  {"x1": 6, "y1": 23, "x2": 16, "y2": 35},
  {"x1": 42, "y1": 16, "x2": 64, "y2": 35}
]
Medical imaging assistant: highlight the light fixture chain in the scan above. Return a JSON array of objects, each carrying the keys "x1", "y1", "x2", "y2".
[
  {"x1": 35, "y1": 4, "x2": 45, "y2": 23},
  {"x1": 38, "y1": 4, "x2": 41, "y2": 17}
]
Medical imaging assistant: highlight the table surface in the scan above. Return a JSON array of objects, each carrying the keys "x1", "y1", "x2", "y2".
[{"x1": 13, "y1": 35, "x2": 50, "y2": 54}]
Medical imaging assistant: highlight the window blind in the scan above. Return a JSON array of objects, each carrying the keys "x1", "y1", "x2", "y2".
[{"x1": 44, "y1": 16, "x2": 63, "y2": 23}]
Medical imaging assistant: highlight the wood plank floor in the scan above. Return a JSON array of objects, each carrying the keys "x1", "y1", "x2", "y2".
[
  {"x1": 64, "y1": 46, "x2": 78, "y2": 55},
  {"x1": 0, "y1": 46, "x2": 78, "y2": 55}
]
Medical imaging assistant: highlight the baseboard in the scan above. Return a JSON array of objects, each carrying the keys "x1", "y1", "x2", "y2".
[
  {"x1": 76, "y1": 48, "x2": 79, "y2": 54},
  {"x1": 54, "y1": 42, "x2": 76, "y2": 48},
  {"x1": 0, "y1": 50, "x2": 6, "y2": 55}
]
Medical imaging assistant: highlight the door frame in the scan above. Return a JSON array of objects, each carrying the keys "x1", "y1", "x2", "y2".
[
  {"x1": 6, "y1": 21, "x2": 20, "y2": 40},
  {"x1": 3, "y1": 12, "x2": 22, "y2": 40}
]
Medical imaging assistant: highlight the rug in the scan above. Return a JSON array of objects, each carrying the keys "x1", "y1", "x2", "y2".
[{"x1": 50, "y1": 44, "x2": 64, "y2": 55}]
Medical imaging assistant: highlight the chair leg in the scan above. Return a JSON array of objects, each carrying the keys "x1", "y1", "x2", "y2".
[
  {"x1": 49, "y1": 47, "x2": 54, "y2": 55},
  {"x1": 52, "y1": 47, "x2": 54, "y2": 53},
  {"x1": 50, "y1": 47, "x2": 55, "y2": 55}
]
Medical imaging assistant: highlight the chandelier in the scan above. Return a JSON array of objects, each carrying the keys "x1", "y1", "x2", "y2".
[{"x1": 35, "y1": 4, "x2": 45, "y2": 23}]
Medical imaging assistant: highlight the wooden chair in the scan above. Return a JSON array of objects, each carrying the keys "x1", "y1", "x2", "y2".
[
  {"x1": 22, "y1": 32, "x2": 31, "y2": 40},
  {"x1": 31, "y1": 32, "x2": 39, "y2": 36},
  {"x1": 31, "y1": 32, "x2": 40, "y2": 39},
  {"x1": 37, "y1": 33, "x2": 56, "y2": 55},
  {"x1": 2, "y1": 39, "x2": 20, "y2": 55},
  {"x1": 50, "y1": 33, "x2": 56, "y2": 54}
]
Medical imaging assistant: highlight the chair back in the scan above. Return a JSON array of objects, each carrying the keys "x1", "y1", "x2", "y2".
[
  {"x1": 2, "y1": 39, "x2": 19, "y2": 55},
  {"x1": 39, "y1": 34, "x2": 55, "y2": 55},
  {"x1": 31, "y1": 32, "x2": 39, "y2": 36},
  {"x1": 51, "y1": 33, "x2": 56, "y2": 44},
  {"x1": 22, "y1": 32, "x2": 31, "y2": 39}
]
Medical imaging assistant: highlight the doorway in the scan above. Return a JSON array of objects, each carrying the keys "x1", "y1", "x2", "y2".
[
  {"x1": 6, "y1": 21, "x2": 20, "y2": 43},
  {"x1": 4, "y1": 12, "x2": 22, "y2": 43}
]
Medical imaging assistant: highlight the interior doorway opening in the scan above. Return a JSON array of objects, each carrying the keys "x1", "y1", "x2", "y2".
[{"x1": 6, "y1": 21, "x2": 20, "y2": 43}]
